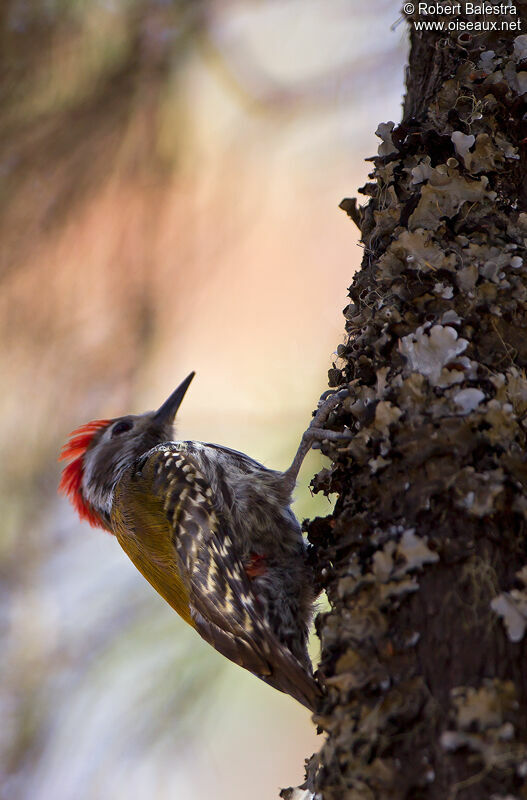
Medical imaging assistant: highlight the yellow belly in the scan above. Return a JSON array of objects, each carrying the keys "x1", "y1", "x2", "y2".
[{"x1": 111, "y1": 482, "x2": 195, "y2": 628}]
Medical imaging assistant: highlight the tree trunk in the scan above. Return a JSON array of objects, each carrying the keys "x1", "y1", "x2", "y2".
[{"x1": 289, "y1": 9, "x2": 527, "y2": 800}]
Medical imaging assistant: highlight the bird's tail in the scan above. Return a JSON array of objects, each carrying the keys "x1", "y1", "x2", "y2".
[{"x1": 261, "y1": 647, "x2": 323, "y2": 711}]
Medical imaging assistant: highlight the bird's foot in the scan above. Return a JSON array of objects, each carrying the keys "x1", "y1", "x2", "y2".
[{"x1": 282, "y1": 387, "x2": 351, "y2": 491}]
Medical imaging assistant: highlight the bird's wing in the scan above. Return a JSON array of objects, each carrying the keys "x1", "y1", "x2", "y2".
[
  {"x1": 114, "y1": 443, "x2": 320, "y2": 710},
  {"x1": 197, "y1": 441, "x2": 275, "y2": 472}
]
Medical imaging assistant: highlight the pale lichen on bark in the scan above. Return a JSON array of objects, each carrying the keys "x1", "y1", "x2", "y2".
[{"x1": 294, "y1": 13, "x2": 527, "y2": 800}]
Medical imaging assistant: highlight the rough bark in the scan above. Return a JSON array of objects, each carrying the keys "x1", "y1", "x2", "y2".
[{"x1": 290, "y1": 8, "x2": 527, "y2": 800}]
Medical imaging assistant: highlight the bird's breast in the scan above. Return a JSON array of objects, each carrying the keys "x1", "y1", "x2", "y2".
[{"x1": 111, "y1": 481, "x2": 195, "y2": 627}]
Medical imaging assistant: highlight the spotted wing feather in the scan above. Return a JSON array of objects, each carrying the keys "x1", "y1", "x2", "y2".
[{"x1": 123, "y1": 444, "x2": 320, "y2": 710}]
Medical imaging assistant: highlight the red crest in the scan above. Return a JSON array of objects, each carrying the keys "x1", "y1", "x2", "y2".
[{"x1": 58, "y1": 420, "x2": 111, "y2": 529}]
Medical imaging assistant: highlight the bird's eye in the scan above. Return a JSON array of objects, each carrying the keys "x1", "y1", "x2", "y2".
[{"x1": 112, "y1": 419, "x2": 133, "y2": 437}]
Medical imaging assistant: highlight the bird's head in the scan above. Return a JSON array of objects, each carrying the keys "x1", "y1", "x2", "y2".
[{"x1": 58, "y1": 372, "x2": 195, "y2": 531}]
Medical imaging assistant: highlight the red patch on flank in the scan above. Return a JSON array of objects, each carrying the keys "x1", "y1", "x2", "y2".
[
  {"x1": 246, "y1": 553, "x2": 267, "y2": 579},
  {"x1": 58, "y1": 420, "x2": 111, "y2": 529}
]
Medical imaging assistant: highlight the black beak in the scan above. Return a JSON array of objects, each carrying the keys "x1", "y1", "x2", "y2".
[{"x1": 154, "y1": 372, "x2": 195, "y2": 424}]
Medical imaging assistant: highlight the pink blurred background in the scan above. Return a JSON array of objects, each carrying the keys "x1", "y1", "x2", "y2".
[{"x1": 0, "y1": 2, "x2": 405, "y2": 798}]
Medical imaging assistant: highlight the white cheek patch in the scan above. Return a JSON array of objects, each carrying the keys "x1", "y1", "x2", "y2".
[
  {"x1": 82, "y1": 446, "x2": 133, "y2": 517},
  {"x1": 82, "y1": 457, "x2": 115, "y2": 516}
]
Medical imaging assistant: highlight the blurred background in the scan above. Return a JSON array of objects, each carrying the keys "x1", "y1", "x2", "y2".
[{"x1": 0, "y1": 2, "x2": 406, "y2": 798}]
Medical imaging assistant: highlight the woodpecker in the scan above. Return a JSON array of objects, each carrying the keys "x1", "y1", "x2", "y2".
[{"x1": 59, "y1": 372, "x2": 348, "y2": 710}]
